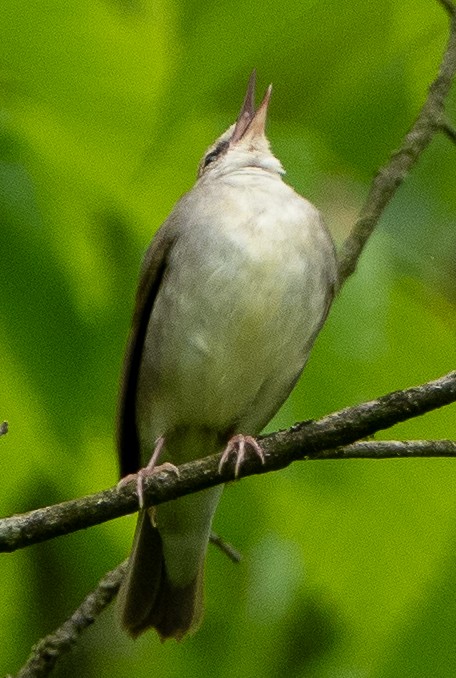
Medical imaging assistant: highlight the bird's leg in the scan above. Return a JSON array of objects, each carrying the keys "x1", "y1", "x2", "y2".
[
  {"x1": 218, "y1": 434, "x2": 265, "y2": 478},
  {"x1": 118, "y1": 436, "x2": 179, "y2": 508}
]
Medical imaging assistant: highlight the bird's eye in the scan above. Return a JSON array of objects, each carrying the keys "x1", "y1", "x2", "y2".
[
  {"x1": 203, "y1": 150, "x2": 219, "y2": 168},
  {"x1": 201, "y1": 140, "x2": 229, "y2": 170}
]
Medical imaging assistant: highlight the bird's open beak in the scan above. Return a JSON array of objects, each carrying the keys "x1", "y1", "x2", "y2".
[{"x1": 231, "y1": 70, "x2": 272, "y2": 144}]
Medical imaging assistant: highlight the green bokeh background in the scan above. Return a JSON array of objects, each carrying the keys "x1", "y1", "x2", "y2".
[{"x1": 1, "y1": 1, "x2": 456, "y2": 676}]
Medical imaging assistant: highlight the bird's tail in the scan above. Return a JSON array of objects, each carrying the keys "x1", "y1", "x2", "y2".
[{"x1": 118, "y1": 510, "x2": 203, "y2": 641}]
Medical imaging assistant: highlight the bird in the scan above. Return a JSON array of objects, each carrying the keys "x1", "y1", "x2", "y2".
[{"x1": 117, "y1": 70, "x2": 338, "y2": 642}]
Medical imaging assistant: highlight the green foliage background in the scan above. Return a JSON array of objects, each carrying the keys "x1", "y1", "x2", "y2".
[{"x1": 1, "y1": 1, "x2": 456, "y2": 676}]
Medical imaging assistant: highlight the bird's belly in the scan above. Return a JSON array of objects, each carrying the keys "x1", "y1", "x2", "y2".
[
  {"x1": 179, "y1": 290, "x2": 298, "y2": 422},
  {"x1": 138, "y1": 232, "x2": 327, "y2": 441}
]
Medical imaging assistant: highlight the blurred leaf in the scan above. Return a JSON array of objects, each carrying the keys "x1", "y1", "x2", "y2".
[{"x1": 374, "y1": 544, "x2": 456, "y2": 678}]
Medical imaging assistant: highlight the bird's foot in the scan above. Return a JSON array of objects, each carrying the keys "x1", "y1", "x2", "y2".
[
  {"x1": 118, "y1": 436, "x2": 179, "y2": 508},
  {"x1": 218, "y1": 434, "x2": 265, "y2": 478}
]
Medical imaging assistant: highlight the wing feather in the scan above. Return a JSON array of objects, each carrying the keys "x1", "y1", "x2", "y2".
[{"x1": 117, "y1": 227, "x2": 177, "y2": 476}]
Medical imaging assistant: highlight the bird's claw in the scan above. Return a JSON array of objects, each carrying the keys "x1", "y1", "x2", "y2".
[
  {"x1": 136, "y1": 462, "x2": 180, "y2": 508},
  {"x1": 118, "y1": 463, "x2": 180, "y2": 508},
  {"x1": 218, "y1": 434, "x2": 265, "y2": 478},
  {"x1": 117, "y1": 436, "x2": 179, "y2": 508}
]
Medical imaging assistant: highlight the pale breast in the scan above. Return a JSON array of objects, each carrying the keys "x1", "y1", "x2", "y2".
[{"x1": 137, "y1": 173, "x2": 337, "y2": 442}]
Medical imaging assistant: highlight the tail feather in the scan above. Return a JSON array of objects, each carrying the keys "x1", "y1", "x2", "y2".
[
  {"x1": 145, "y1": 561, "x2": 204, "y2": 642},
  {"x1": 119, "y1": 511, "x2": 203, "y2": 641}
]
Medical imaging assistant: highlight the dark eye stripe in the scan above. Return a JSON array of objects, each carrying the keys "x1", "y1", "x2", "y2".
[{"x1": 202, "y1": 140, "x2": 229, "y2": 169}]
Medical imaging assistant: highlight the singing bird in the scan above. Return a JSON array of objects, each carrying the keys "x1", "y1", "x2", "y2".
[{"x1": 117, "y1": 72, "x2": 338, "y2": 641}]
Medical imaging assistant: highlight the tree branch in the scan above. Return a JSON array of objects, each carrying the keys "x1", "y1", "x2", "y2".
[
  {"x1": 6, "y1": 561, "x2": 128, "y2": 678},
  {"x1": 4, "y1": 533, "x2": 239, "y2": 678},
  {"x1": 1, "y1": 370, "x2": 455, "y2": 554},
  {"x1": 440, "y1": 116, "x2": 456, "y2": 142},
  {"x1": 324, "y1": 439, "x2": 456, "y2": 459},
  {"x1": 7, "y1": 437, "x2": 456, "y2": 678},
  {"x1": 337, "y1": 0, "x2": 456, "y2": 283}
]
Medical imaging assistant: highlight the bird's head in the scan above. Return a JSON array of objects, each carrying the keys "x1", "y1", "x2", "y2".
[{"x1": 197, "y1": 70, "x2": 284, "y2": 179}]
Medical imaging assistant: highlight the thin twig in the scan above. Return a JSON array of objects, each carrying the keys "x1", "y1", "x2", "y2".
[
  {"x1": 337, "y1": 0, "x2": 456, "y2": 283},
  {"x1": 8, "y1": 561, "x2": 128, "y2": 678},
  {"x1": 6, "y1": 534, "x2": 240, "y2": 678},
  {"x1": 326, "y1": 439, "x2": 456, "y2": 459},
  {"x1": 1, "y1": 371, "x2": 455, "y2": 554},
  {"x1": 440, "y1": 117, "x2": 456, "y2": 142},
  {"x1": 209, "y1": 532, "x2": 242, "y2": 563}
]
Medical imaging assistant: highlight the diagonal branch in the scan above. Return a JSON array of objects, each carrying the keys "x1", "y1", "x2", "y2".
[
  {"x1": 1, "y1": 370, "x2": 455, "y2": 554},
  {"x1": 440, "y1": 116, "x2": 456, "y2": 142},
  {"x1": 337, "y1": 0, "x2": 456, "y2": 283},
  {"x1": 8, "y1": 561, "x2": 128, "y2": 678}
]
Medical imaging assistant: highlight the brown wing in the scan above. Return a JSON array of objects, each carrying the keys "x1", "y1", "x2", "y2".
[{"x1": 117, "y1": 227, "x2": 176, "y2": 477}]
